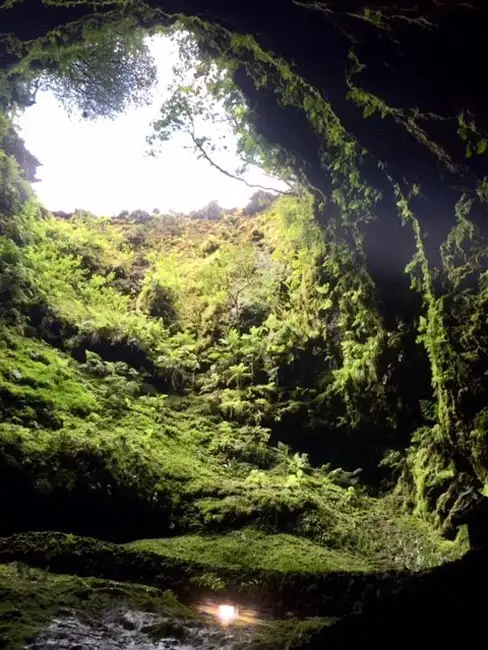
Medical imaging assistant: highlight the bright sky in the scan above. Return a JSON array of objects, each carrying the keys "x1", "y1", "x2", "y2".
[{"x1": 17, "y1": 35, "x2": 286, "y2": 216}]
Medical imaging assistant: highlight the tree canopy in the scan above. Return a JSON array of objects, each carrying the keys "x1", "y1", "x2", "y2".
[
  {"x1": 3, "y1": 20, "x2": 158, "y2": 119},
  {"x1": 44, "y1": 24, "x2": 157, "y2": 120},
  {"x1": 147, "y1": 27, "x2": 296, "y2": 192}
]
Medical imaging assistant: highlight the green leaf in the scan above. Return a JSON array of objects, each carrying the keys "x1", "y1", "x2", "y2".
[{"x1": 476, "y1": 139, "x2": 488, "y2": 155}]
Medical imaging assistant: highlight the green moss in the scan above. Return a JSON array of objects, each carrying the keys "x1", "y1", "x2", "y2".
[
  {"x1": 0, "y1": 562, "x2": 193, "y2": 650},
  {"x1": 0, "y1": 311, "x2": 463, "y2": 570},
  {"x1": 248, "y1": 616, "x2": 335, "y2": 650},
  {"x1": 0, "y1": 531, "x2": 398, "y2": 621},
  {"x1": 129, "y1": 528, "x2": 372, "y2": 573},
  {"x1": 0, "y1": 326, "x2": 464, "y2": 565},
  {"x1": 0, "y1": 334, "x2": 98, "y2": 426},
  {"x1": 0, "y1": 550, "x2": 332, "y2": 650}
]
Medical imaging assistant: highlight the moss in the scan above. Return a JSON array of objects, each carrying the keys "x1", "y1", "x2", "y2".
[
  {"x1": 0, "y1": 324, "x2": 464, "y2": 567},
  {"x1": 0, "y1": 553, "x2": 331, "y2": 650},
  {"x1": 248, "y1": 616, "x2": 335, "y2": 650},
  {"x1": 0, "y1": 333, "x2": 98, "y2": 427},
  {"x1": 128, "y1": 528, "x2": 373, "y2": 574},
  {"x1": 0, "y1": 535, "x2": 479, "y2": 649},
  {"x1": 0, "y1": 561, "x2": 193, "y2": 650},
  {"x1": 0, "y1": 531, "x2": 408, "y2": 619}
]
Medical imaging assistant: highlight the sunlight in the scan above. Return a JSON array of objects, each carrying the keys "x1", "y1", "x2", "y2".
[{"x1": 16, "y1": 34, "x2": 286, "y2": 216}]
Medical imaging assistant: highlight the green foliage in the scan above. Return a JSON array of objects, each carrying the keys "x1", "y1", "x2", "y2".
[
  {"x1": 0, "y1": 148, "x2": 32, "y2": 219},
  {"x1": 0, "y1": 561, "x2": 193, "y2": 650},
  {"x1": 1, "y1": 10, "x2": 484, "y2": 584},
  {"x1": 130, "y1": 528, "x2": 373, "y2": 574},
  {"x1": 0, "y1": 311, "x2": 462, "y2": 572},
  {"x1": 0, "y1": 187, "x2": 430, "y2": 499},
  {"x1": 174, "y1": 17, "x2": 488, "y2": 530},
  {"x1": 0, "y1": 120, "x2": 40, "y2": 182},
  {"x1": 457, "y1": 112, "x2": 488, "y2": 159},
  {"x1": 148, "y1": 26, "x2": 295, "y2": 191},
  {"x1": 33, "y1": 21, "x2": 157, "y2": 119},
  {"x1": 137, "y1": 279, "x2": 179, "y2": 323}
]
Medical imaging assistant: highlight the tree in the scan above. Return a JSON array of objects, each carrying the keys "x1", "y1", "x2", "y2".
[
  {"x1": 190, "y1": 200, "x2": 224, "y2": 221},
  {"x1": 137, "y1": 279, "x2": 179, "y2": 324},
  {"x1": 1, "y1": 125, "x2": 40, "y2": 182},
  {"x1": 0, "y1": 150, "x2": 32, "y2": 218},
  {"x1": 37, "y1": 23, "x2": 157, "y2": 120},
  {"x1": 204, "y1": 244, "x2": 277, "y2": 330},
  {"x1": 243, "y1": 190, "x2": 276, "y2": 217},
  {"x1": 147, "y1": 27, "x2": 295, "y2": 193}
]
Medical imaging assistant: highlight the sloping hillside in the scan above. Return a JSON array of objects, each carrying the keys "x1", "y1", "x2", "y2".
[{"x1": 0, "y1": 187, "x2": 467, "y2": 646}]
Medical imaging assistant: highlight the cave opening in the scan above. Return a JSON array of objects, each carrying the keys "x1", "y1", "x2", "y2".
[
  {"x1": 15, "y1": 24, "x2": 289, "y2": 218},
  {"x1": 3, "y1": 2, "x2": 488, "y2": 646}
]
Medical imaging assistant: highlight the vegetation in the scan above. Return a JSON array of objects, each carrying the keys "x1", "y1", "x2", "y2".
[
  {"x1": 0, "y1": 558, "x2": 338, "y2": 650},
  {"x1": 148, "y1": 27, "x2": 295, "y2": 193},
  {"x1": 0, "y1": 561, "x2": 195, "y2": 649},
  {"x1": 3, "y1": 19, "x2": 158, "y2": 119},
  {"x1": 0, "y1": 199, "x2": 464, "y2": 569},
  {"x1": 41, "y1": 23, "x2": 157, "y2": 120},
  {"x1": 2, "y1": 1, "x2": 488, "y2": 645}
]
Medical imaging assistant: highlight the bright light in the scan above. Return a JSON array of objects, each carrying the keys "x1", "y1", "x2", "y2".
[
  {"x1": 197, "y1": 601, "x2": 261, "y2": 627},
  {"x1": 217, "y1": 604, "x2": 238, "y2": 625},
  {"x1": 16, "y1": 34, "x2": 287, "y2": 216}
]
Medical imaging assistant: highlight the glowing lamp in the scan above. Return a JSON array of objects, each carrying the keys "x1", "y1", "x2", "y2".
[{"x1": 217, "y1": 604, "x2": 238, "y2": 625}]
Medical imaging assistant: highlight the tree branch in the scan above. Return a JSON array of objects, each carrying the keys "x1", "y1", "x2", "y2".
[{"x1": 188, "y1": 131, "x2": 289, "y2": 195}]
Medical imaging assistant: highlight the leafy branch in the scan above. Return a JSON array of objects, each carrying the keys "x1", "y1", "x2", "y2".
[{"x1": 147, "y1": 29, "x2": 295, "y2": 194}]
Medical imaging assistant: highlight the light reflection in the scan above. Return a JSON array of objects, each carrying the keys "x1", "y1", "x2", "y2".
[{"x1": 197, "y1": 602, "x2": 262, "y2": 628}]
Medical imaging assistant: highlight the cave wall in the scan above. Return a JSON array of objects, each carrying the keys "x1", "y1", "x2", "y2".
[{"x1": 3, "y1": 0, "x2": 488, "y2": 533}]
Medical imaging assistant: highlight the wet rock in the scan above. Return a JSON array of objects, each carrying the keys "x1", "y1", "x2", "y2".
[
  {"x1": 144, "y1": 620, "x2": 188, "y2": 641},
  {"x1": 25, "y1": 609, "x2": 252, "y2": 650}
]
